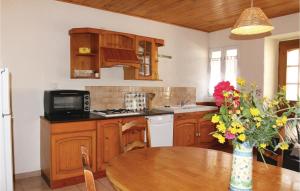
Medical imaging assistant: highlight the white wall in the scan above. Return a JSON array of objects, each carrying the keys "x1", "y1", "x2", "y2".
[
  {"x1": 2, "y1": 0, "x2": 208, "y2": 173},
  {"x1": 209, "y1": 13, "x2": 300, "y2": 92},
  {"x1": 0, "y1": 0, "x2": 2, "y2": 68}
]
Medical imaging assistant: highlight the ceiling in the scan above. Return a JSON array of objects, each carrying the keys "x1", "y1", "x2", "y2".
[{"x1": 58, "y1": 0, "x2": 300, "y2": 32}]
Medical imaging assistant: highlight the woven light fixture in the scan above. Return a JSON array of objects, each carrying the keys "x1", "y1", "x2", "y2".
[{"x1": 231, "y1": 0, "x2": 274, "y2": 35}]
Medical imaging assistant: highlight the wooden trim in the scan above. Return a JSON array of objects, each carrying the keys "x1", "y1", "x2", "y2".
[
  {"x1": 278, "y1": 39, "x2": 299, "y2": 87},
  {"x1": 14, "y1": 170, "x2": 41, "y2": 180},
  {"x1": 42, "y1": 170, "x2": 105, "y2": 189}
]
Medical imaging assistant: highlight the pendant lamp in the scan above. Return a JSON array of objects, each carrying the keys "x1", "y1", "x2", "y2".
[{"x1": 231, "y1": 0, "x2": 274, "y2": 35}]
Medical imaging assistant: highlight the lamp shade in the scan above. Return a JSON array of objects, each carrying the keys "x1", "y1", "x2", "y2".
[{"x1": 231, "y1": 7, "x2": 274, "y2": 35}]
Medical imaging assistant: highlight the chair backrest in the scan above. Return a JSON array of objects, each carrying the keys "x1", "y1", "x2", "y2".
[
  {"x1": 81, "y1": 146, "x2": 96, "y2": 191},
  {"x1": 262, "y1": 118, "x2": 300, "y2": 167},
  {"x1": 119, "y1": 119, "x2": 151, "y2": 153},
  {"x1": 285, "y1": 118, "x2": 300, "y2": 144}
]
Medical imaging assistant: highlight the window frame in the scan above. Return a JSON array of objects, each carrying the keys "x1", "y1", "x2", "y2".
[
  {"x1": 278, "y1": 39, "x2": 299, "y2": 101},
  {"x1": 208, "y1": 46, "x2": 239, "y2": 96}
]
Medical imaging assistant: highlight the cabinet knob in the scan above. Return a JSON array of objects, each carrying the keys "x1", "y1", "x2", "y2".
[{"x1": 105, "y1": 137, "x2": 109, "y2": 140}]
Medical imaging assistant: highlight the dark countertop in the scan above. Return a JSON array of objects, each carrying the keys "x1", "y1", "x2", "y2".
[{"x1": 41, "y1": 109, "x2": 174, "y2": 123}]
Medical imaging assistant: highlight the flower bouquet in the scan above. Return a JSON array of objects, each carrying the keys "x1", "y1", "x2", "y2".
[{"x1": 209, "y1": 78, "x2": 299, "y2": 191}]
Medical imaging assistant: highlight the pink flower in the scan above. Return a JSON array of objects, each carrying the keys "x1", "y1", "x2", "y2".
[
  {"x1": 213, "y1": 81, "x2": 235, "y2": 106},
  {"x1": 225, "y1": 131, "x2": 236, "y2": 140}
]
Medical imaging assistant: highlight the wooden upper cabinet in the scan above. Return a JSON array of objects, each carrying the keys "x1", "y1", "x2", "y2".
[
  {"x1": 100, "y1": 32, "x2": 139, "y2": 68},
  {"x1": 124, "y1": 36, "x2": 161, "y2": 80},
  {"x1": 69, "y1": 28, "x2": 101, "y2": 79},
  {"x1": 69, "y1": 27, "x2": 164, "y2": 80}
]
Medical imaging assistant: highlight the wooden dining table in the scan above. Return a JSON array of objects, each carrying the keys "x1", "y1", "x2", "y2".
[{"x1": 106, "y1": 147, "x2": 300, "y2": 191}]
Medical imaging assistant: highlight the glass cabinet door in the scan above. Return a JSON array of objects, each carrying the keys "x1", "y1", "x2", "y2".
[{"x1": 137, "y1": 39, "x2": 152, "y2": 77}]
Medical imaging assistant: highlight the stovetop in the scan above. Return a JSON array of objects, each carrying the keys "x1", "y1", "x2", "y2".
[{"x1": 92, "y1": 109, "x2": 141, "y2": 117}]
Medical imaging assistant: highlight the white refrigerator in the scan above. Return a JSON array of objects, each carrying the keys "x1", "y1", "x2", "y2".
[{"x1": 0, "y1": 68, "x2": 14, "y2": 191}]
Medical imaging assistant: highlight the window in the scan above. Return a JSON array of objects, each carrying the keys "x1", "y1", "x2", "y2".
[
  {"x1": 278, "y1": 39, "x2": 300, "y2": 101},
  {"x1": 209, "y1": 47, "x2": 238, "y2": 95}
]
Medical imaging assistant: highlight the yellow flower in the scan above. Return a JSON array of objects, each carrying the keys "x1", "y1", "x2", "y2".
[
  {"x1": 254, "y1": 117, "x2": 262, "y2": 122},
  {"x1": 233, "y1": 91, "x2": 240, "y2": 97},
  {"x1": 216, "y1": 122, "x2": 226, "y2": 133},
  {"x1": 259, "y1": 143, "x2": 267, "y2": 149},
  {"x1": 240, "y1": 107, "x2": 244, "y2": 111},
  {"x1": 279, "y1": 142, "x2": 289, "y2": 150},
  {"x1": 223, "y1": 91, "x2": 230, "y2": 98},
  {"x1": 272, "y1": 100, "x2": 279, "y2": 106},
  {"x1": 256, "y1": 122, "x2": 261, "y2": 128},
  {"x1": 218, "y1": 136, "x2": 226, "y2": 144},
  {"x1": 272, "y1": 125, "x2": 277, "y2": 128},
  {"x1": 236, "y1": 126, "x2": 245, "y2": 133},
  {"x1": 235, "y1": 110, "x2": 241, "y2": 114},
  {"x1": 212, "y1": 133, "x2": 225, "y2": 144},
  {"x1": 276, "y1": 116, "x2": 288, "y2": 127},
  {"x1": 237, "y1": 77, "x2": 246, "y2": 86},
  {"x1": 282, "y1": 116, "x2": 288, "y2": 124},
  {"x1": 229, "y1": 127, "x2": 238, "y2": 134},
  {"x1": 250, "y1": 108, "x2": 260, "y2": 116},
  {"x1": 211, "y1": 114, "x2": 220, "y2": 123},
  {"x1": 238, "y1": 134, "x2": 246, "y2": 142}
]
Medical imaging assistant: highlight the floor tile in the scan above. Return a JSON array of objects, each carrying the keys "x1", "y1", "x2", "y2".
[
  {"x1": 53, "y1": 185, "x2": 79, "y2": 191},
  {"x1": 14, "y1": 176, "x2": 115, "y2": 191},
  {"x1": 98, "y1": 178, "x2": 115, "y2": 191},
  {"x1": 19, "y1": 176, "x2": 50, "y2": 191}
]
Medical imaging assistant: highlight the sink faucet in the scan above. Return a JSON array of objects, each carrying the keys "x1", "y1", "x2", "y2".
[{"x1": 179, "y1": 99, "x2": 189, "y2": 107}]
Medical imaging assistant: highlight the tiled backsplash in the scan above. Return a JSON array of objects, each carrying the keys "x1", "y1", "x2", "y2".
[{"x1": 85, "y1": 86, "x2": 196, "y2": 110}]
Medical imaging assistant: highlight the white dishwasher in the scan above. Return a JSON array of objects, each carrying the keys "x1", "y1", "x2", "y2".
[{"x1": 146, "y1": 114, "x2": 174, "y2": 147}]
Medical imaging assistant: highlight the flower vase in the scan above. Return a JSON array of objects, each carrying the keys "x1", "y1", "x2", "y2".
[{"x1": 230, "y1": 142, "x2": 253, "y2": 191}]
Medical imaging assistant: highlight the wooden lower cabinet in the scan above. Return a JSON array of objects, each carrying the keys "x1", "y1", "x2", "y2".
[
  {"x1": 173, "y1": 118, "x2": 198, "y2": 146},
  {"x1": 173, "y1": 111, "x2": 217, "y2": 148},
  {"x1": 51, "y1": 131, "x2": 96, "y2": 180},
  {"x1": 97, "y1": 116, "x2": 146, "y2": 171},
  {"x1": 40, "y1": 118, "x2": 97, "y2": 188}
]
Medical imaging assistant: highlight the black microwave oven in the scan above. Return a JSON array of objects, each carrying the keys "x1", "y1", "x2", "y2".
[{"x1": 44, "y1": 90, "x2": 90, "y2": 117}]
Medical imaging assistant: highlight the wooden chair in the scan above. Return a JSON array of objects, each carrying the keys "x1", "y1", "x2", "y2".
[
  {"x1": 81, "y1": 146, "x2": 96, "y2": 191},
  {"x1": 261, "y1": 119, "x2": 299, "y2": 167},
  {"x1": 119, "y1": 119, "x2": 151, "y2": 153}
]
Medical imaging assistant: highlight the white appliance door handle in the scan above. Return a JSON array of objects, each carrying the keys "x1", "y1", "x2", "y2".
[{"x1": 1, "y1": 69, "x2": 11, "y2": 117}]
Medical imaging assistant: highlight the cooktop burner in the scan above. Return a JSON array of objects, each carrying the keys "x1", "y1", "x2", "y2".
[{"x1": 92, "y1": 109, "x2": 141, "y2": 117}]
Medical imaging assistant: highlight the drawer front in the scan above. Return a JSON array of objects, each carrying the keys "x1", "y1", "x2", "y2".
[{"x1": 51, "y1": 120, "x2": 96, "y2": 134}]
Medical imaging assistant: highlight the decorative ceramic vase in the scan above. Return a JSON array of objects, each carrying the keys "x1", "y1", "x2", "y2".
[{"x1": 230, "y1": 141, "x2": 253, "y2": 191}]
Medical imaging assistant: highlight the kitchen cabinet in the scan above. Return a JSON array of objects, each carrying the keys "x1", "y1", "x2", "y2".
[
  {"x1": 124, "y1": 36, "x2": 163, "y2": 80},
  {"x1": 173, "y1": 111, "x2": 217, "y2": 148},
  {"x1": 100, "y1": 31, "x2": 139, "y2": 68},
  {"x1": 69, "y1": 28, "x2": 101, "y2": 79},
  {"x1": 69, "y1": 28, "x2": 164, "y2": 80},
  {"x1": 97, "y1": 117, "x2": 146, "y2": 171},
  {"x1": 40, "y1": 118, "x2": 97, "y2": 188},
  {"x1": 173, "y1": 118, "x2": 198, "y2": 146}
]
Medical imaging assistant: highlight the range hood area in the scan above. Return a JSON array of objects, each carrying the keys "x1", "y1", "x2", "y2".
[
  {"x1": 69, "y1": 28, "x2": 164, "y2": 80},
  {"x1": 101, "y1": 47, "x2": 139, "y2": 68}
]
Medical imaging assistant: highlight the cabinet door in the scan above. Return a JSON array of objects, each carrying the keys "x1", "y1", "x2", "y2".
[
  {"x1": 51, "y1": 131, "x2": 96, "y2": 180},
  {"x1": 97, "y1": 119, "x2": 121, "y2": 171},
  {"x1": 199, "y1": 120, "x2": 217, "y2": 147},
  {"x1": 173, "y1": 118, "x2": 198, "y2": 146},
  {"x1": 122, "y1": 117, "x2": 146, "y2": 144},
  {"x1": 97, "y1": 117, "x2": 147, "y2": 171},
  {"x1": 136, "y1": 37, "x2": 158, "y2": 80}
]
